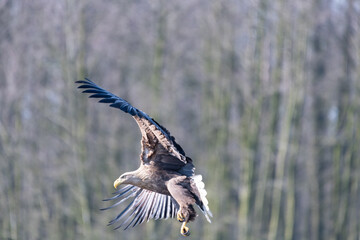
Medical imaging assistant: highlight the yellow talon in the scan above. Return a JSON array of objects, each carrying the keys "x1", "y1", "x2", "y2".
[
  {"x1": 180, "y1": 222, "x2": 190, "y2": 237},
  {"x1": 177, "y1": 212, "x2": 185, "y2": 222}
]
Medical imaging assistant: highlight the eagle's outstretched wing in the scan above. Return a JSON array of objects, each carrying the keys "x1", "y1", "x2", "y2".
[
  {"x1": 75, "y1": 79, "x2": 194, "y2": 175},
  {"x1": 101, "y1": 185, "x2": 179, "y2": 230}
]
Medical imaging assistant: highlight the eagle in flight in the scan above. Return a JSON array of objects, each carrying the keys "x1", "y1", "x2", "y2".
[{"x1": 76, "y1": 79, "x2": 212, "y2": 236}]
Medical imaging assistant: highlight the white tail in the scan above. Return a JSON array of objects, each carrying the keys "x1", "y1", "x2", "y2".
[{"x1": 192, "y1": 175, "x2": 213, "y2": 223}]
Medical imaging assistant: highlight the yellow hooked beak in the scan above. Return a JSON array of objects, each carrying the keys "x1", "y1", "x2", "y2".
[{"x1": 113, "y1": 178, "x2": 122, "y2": 189}]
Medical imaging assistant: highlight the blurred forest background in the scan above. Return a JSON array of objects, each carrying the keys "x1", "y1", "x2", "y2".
[{"x1": 0, "y1": 0, "x2": 360, "y2": 240}]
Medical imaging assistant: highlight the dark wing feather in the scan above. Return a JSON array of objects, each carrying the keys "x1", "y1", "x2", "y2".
[
  {"x1": 76, "y1": 78, "x2": 140, "y2": 117},
  {"x1": 76, "y1": 78, "x2": 188, "y2": 165},
  {"x1": 102, "y1": 185, "x2": 179, "y2": 230}
]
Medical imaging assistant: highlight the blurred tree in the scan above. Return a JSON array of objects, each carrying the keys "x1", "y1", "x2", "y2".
[{"x1": 0, "y1": 0, "x2": 359, "y2": 239}]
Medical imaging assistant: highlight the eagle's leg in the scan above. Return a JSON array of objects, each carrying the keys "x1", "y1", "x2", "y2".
[
  {"x1": 177, "y1": 208, "x2": 185, "y2": 222},
  {"x1": 166, "y1": 177, "x2": 196, "y2": 237},
  {"x1": 177, "y1": 207, "x2": 192, "y2": 236},
  {"x1": 180, "y1": 221, "x2": 190, "y2": 236}
]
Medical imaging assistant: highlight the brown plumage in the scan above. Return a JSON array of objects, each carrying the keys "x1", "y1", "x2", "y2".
[{"x1": 76, "y1": 79, "x2": 212, "y2": 236}]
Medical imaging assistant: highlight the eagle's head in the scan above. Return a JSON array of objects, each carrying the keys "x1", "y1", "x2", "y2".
[{"x1": 113, "y1": 172, "x2": 141, "y2": 189}]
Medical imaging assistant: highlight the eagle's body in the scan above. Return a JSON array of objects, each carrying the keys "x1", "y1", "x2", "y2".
[
  {"x1": 124, "y1": 167, "x2": 171, "y2": 194},
  {"x1": 76, "y1": 79, "x2": 212, "y2": 236}
]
